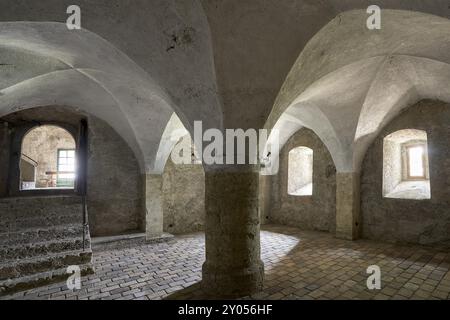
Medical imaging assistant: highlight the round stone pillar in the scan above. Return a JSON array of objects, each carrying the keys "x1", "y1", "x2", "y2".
[{"x1": 201, "y1": 167, "x2": 264, "y2": 298}]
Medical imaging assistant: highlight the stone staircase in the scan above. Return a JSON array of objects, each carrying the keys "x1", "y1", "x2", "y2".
[{"x1": 0, "y1": 196, "x2": 93, "y2": 296}]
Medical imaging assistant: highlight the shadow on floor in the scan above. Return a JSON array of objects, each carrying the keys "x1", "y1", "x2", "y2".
[
  {"x1": 167, "y1": 225, "x2": 450, "y2": 300},
  {"x1": 164, "y1": 282, "x2": 207, "y2": 300}
]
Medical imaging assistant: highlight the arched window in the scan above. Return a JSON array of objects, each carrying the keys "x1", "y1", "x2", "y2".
[
  {"x1": 288, "y1": 146, "x2": 313, "y2": 196},
  {"x1": 20, "y1": 125, "x2": 76, "y2": 190},
  {"x1": 383, "y1": 129, "x2": 430, "y2": 199}
]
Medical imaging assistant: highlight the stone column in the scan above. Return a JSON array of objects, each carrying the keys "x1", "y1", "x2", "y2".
[
  {"x1": 335, "y1": 172, "x2": 361, "y2": 240},
  {"x1": 202, "y1": 167, "x2": 264, "y2": 298},
  {"x1": 145, "y1": 174, "x2": 164, "y2": 239}
]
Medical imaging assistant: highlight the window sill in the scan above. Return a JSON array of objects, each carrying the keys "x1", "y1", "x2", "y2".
[
  {"x1": 384, "y1": 180, "x2": 430, "y2": 200},
  {"x1": 12, "y1": 188, "x2": 76, "y2": 198},
  {"x1": 288, "y1": 183, "x2": 313, "y2": 197}
]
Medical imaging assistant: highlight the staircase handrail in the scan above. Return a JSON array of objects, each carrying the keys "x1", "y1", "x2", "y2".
[{"x1": 21, "y1": 153, "x2": 38, "y2": 167}]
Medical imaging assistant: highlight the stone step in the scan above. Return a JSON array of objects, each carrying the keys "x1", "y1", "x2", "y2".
[
  {"x1": 0, "y1": 262, "x2": 94, "y2": 297},
  {"x1": 0, "y1": 224, "x2": 84, "y2": 246},
  {"x1": 0, "y1": 249, "x2": 92, "y2": 281},
  {"x1": 0, "y1": 237, "x2": 91, "y2": 261},
  {"x1": 0, "y1": 195, "x2": 93, "y2": 296},
  {"x1": 0, "y1": 195, "x2": 83, "y2": 222},
  {"x1": 0, "y1": 214, "x2": 83, "y2": 233}
]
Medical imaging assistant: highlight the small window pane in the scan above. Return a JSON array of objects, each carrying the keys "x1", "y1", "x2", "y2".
[
  {"x1": 59, "y1": 173, "x2": 75, "y2": 179},
  {"x1": 57, "y1": 149, "x2": 76, "y2": 187},
  {"x1": 409, "y1": 146, "x2": 424, "y2": 177}
]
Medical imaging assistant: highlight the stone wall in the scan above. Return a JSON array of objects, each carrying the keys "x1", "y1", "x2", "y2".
[
  {"x1": 268, "y1": 128, "x2": 336, "y2": 233},
  {"x1": 87, "y1": 115, "x2": 145, "y2": 237},
  {"x1": 361, "y1": 100, "x2": 450, "y2": 245},
  {"x1": 162, "y1": 157, "x2": 205, "y2": 234},
  {"x1": 383, "y1": 138, "x2": 403, "y2": 195}
]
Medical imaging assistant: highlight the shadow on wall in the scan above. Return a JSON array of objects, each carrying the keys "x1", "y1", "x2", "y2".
[
  {"x1": 361, "y1": 99, "x2": 450, "y2": 246},
  {"x1": 87, "y1": 114, "x2": 145, "y2": 237},
  {"x1": 263, "y1": 128, "x2": 336, "y2": 234}
]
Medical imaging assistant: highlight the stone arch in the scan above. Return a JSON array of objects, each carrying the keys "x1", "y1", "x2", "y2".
[
  {"x1": 264, "y1": 9, "x2": 450, "y2": 174},
  {"x1": 152, "y1": 113, "x2": 199, "y2": 175},
  {"x1": 20, "y1": 124, "x2": 77, "y2": 190},
  {"x1": 0, "y1": 21, "x2": 222, "y2": 175},
  {"x1": 261, "y1": 127, "x2": 337, "y2": 234},
  {"x1": 260, "y1": 9, "x2": 450, "y2": 240},
  {"x1": 2, "y1": 107, "x2": 83, "y2": 196},
  {"x1": 0, "y1": 104, "x2": 145, "y2": 235},
  {"x1": 262, "y1": 101, "x2": 343, "y2": 175}
]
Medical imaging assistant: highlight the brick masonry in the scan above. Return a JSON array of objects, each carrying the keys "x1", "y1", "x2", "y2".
[{"x1": 2, "y1": 225, "x2": 449, "y2": 300}]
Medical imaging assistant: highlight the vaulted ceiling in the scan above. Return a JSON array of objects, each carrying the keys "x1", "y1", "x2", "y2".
[{"x1": 1, "y1": 0, "x2": 449, "y2": 173}]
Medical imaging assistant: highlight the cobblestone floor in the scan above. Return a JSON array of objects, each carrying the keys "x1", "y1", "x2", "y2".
[{"x1": 2, "y1": 225, "x2": 450, "y2": 300}]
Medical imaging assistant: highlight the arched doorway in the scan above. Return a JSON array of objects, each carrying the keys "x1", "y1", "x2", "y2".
[{"x1": 20, "y1": 125, "x2": 76, "y2": 190}]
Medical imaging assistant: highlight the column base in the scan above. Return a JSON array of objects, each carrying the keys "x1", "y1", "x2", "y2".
[
  {"x1": 201, "y1": 260, "x2": 264, "y2": 298},
  {"x1": 146, "y1": 232, "x2": 174, "y2": 243}
]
